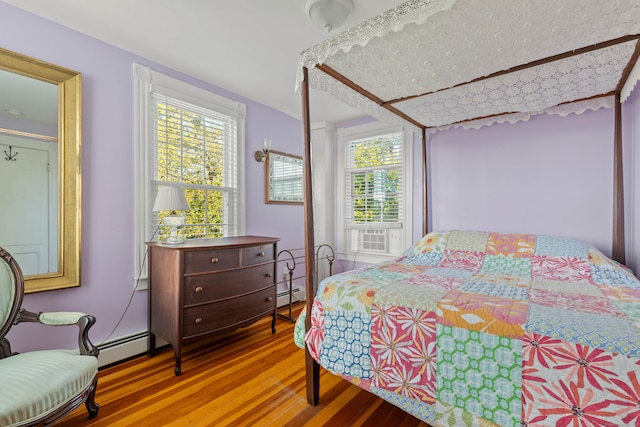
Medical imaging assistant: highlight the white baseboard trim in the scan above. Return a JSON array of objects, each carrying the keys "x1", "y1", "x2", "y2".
[{"x1": 97, "y1": 331, "x2": 167, "y2": 368}]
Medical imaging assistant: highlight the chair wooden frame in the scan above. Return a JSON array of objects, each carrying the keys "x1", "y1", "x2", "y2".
[{"x1": 0, "y1": 247, "x2": 100, "y2": 426}]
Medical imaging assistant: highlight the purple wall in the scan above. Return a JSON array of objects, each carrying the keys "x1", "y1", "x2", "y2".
[
  {"x1": 430, "y1": 109, "x2": 614, "y2": 254},
  {"x1": 0, "y1": 2, "x2": 305, "y2": 352}
]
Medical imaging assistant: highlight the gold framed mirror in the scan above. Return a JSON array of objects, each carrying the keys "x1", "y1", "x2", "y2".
[
  {"x1": 265, "y1": 150, "x2": 303, "y2": 205},
  {"x1": 0, "y1": 48, "x2": 81, "y2": 293}
]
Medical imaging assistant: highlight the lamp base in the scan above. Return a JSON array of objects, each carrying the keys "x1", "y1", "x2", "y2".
[
  {"x1": 162, "y1": 215, "x2": 186, "y2": 244},
  {"x1": 163, "y1": 235, "x2": 185, "y2": 245}
]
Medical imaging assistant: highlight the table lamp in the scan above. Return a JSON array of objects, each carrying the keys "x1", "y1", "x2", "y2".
[{"x1": 152, "y1": 186, "x2": 190, "y2": 244}]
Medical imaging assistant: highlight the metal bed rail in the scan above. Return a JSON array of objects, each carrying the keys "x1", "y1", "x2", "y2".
[{"x1": 276, "y1": 244, "x2": 334, "y2": 322}]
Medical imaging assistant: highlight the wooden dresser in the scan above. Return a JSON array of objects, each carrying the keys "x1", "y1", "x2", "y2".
[{"x1": 147, "y1": 236, "x2": 279, "y2": 375}]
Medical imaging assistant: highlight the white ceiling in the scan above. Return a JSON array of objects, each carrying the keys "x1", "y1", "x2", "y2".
[{"x1": 2, "y1": 0, "x2": 406, "y2": 124}]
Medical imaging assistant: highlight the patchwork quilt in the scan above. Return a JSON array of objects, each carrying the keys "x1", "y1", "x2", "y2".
[{"x1": 294, "y1": 230, "x2": 640, "y2": 426}]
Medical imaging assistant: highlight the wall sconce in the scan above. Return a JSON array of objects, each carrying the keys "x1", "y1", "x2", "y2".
[{"x1": 254, "y1": 139, "x2": 271, "y2": 162}]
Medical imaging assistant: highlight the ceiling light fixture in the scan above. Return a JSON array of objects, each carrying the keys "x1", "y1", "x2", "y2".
[{"x1": 305, "y1": 0, "x2": 353, "y2": 33}]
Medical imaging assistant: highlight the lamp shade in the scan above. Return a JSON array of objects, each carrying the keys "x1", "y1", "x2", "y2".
[{"x1": 152, "y1": 186, "x2": 189, "y2": 212}]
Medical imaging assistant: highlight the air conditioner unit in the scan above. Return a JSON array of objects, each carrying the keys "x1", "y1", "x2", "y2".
[{"x1": 358, "y1": 229, "x2": 387, "y2": 252}]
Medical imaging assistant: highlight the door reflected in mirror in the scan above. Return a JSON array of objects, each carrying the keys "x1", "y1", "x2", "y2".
[
  {"x1": 0, "y1": 48, "x2": 82, "y2": 293},
  {"x1": 265, "y1": 150, "x2": 303, "y2": 204},
  {"x1": 0, "y1": 69, "x2": 59, "y2": 276}
]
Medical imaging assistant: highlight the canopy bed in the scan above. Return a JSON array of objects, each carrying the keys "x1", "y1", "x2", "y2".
[{"x1": 294, "y1": 0, "x2": 640, "y2": 425}]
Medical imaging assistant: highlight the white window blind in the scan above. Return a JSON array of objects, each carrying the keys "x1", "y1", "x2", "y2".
[
  {"x1": 337, "y1": 123, "x2": 412, "y2": 262},
  {"x1": 151, "y1": 93, "x2": 239, "y2": 239},
  {"x1": 345, "y1": 132, "x2": 404, "y2": 229}
]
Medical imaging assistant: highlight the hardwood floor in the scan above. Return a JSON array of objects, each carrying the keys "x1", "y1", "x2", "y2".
[{"x1": 58, "y1": 304, "x2": 430, "y2": 427}]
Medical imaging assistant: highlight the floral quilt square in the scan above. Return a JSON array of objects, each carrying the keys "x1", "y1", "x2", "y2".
[
  {"x1": 525, "y1": 303, "x2": 640, "y2": 357},
  {"x1": 612, "y1": 301, "x2": 640, "y2": 326},
  {"x1": 398, "y1": 273, "x2": 466, "y2": 291},
  {"x1": 528, "y1": 288, "x2": 624, "y2": 317},
  {"x1": 400, "y1": 252, "x2": 443, "y2": 266},
  {"x1": 531, "y1": 255, "x2": 591, "y2": 283},
  {"x1": 588, "y1": 248, "x2": 613, "y2": 266},
  {"x1": 457, "y1": 279, "x2": 529, "y2": 300},
  {"x1": 445, "y1": 230, "x2": 490, "y2": 252},
  {"x1": 472, "y1": 273, "x2": 531, "y2": 288},
  {"x1": 534, "y1": 235, "x2": 590, "y2": 258},
  {"x1": 480, "y1": 255, "x2": 532, "y2": 277},
  {"x1": 601, "y1": 285, "x2": 640, "y2": 303},
  {"x1": 437, "y1": 290, "x2": 527, "y2": 338},
  {"x1": 413, "y1": 231, "x2": 450, "y2": 253},
  {"x1": 356, "y1": 264, "x2": 413, "y2": 282},
  {"x1": 531, "y1": 278, "x2": 604, "y2": 297},
  {"x1": 522, "y1": 332, "x2": 640, "y2": 426},
  {"x1": 439, "y1": 250, "x2": 484, "y2": 272},
  {"x1": 423, "y1": 267, "x2": 473, "y2": 280},
  {"x1": 374, "y1": 283, "x2": 449, "y2": 312},
  {"x1": 486, "y1": 232, "x2": 536, "y2": 258},
  {"x1": 437, "y1": 325, "x2": 522, "y2": 427},
  {"x1": 378, "y1": 262, "x2": 433, "y2": 276},
  {"x1": 319, "y1": 279, "x2": 380, "y2": 313},
  {"x1": 591, "y1": 264, "x2": 640, "y2": 289},
  {"x1": 370, "y1": 305, "x2": 437, "y2": 403}
]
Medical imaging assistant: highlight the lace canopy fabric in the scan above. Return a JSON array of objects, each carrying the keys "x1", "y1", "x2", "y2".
[{"x1": 296, "y1": 0, "x2": 640, "y2": 132}]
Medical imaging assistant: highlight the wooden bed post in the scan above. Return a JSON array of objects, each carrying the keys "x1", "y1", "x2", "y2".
[
  {"x1": 301, "y1": 66, "x2": 320, "y2": 405},
  {"x1": 612, "y1": 91, "x2": 625, "y2": 265},
  {"x1": 610, "y1": 38, "x2": 640, "y2": 264},
  {"x1": 422, "y1": 128, "x2": 428, "y2": 237}
]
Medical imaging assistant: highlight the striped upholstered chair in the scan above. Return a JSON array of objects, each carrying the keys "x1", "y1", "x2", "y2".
[{"x1": 0, "y1": 247, "x2": 99, "y2": 426}]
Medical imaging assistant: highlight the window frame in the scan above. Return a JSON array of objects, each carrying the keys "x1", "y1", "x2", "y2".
[
  {"x1": 336, "y1": 121, "x2": 413, "y2": 264},
  {"x1": 133, "y1": 63, "x2": 246, "y2": 289}
]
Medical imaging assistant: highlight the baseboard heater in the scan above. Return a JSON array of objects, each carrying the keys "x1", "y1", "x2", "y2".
[
  {"x1": 96, "y1": 331, "x2": 167, "y2": 368},
  {"x1": 277, "y1": 286, "x2": 302, "y2": 308}
]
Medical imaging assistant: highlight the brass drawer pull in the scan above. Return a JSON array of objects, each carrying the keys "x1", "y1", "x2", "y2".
[
  {"x1": 194, "y1": 317, "x2": 203, "y2": 324},
  {"x1": 210, "y1": 257, "x2": 219, "y2": 264},
  {"x1": 266, "y1": 297, "x2": 273, "y2": 302},
  {"x1": 258, "y1": 251, "x2": 265, "y2": 257},
  {"x1": 195, "y1": 286, "x2": 203, "y2": 293},
  {"x1": 266, "y1": 273, "x2": 272, "y2": 278}
]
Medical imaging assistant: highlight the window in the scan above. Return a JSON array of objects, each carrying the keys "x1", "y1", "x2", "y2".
[
  {"x1": 153, "y1": 95, "x2": 239, "y2": 238},
  {"x1": 337, "y1": 122, "x2": 413, "y2": 264},
  {"x1": 134, "y1": 64, "x2": 246, "y2": 287}
]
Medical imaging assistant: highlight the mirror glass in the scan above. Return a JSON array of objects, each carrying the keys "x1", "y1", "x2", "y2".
[
  {"x1": 0, "y1": 70, "x2": 58, "y2": 276},
  {"x1": 265, "y1": 150, "x2": 303, "y2": 204},
  {"x1": 0, "y1": 48, "x2": 81, "y2": 293}
]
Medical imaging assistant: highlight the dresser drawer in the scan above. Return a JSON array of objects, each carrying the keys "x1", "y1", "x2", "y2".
[
  {"x1": 183, "y1": 286, "x2": 275, "y2": 338},
  {"x1": 242, "y1": 244, "x2": 275, "y2": 266},
  {"x1": 184, "y1": 248, "x2": 239, "y2": 274},
  {"x1": 183, "y1": 263, "x2": 275, "y2": 305}
]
